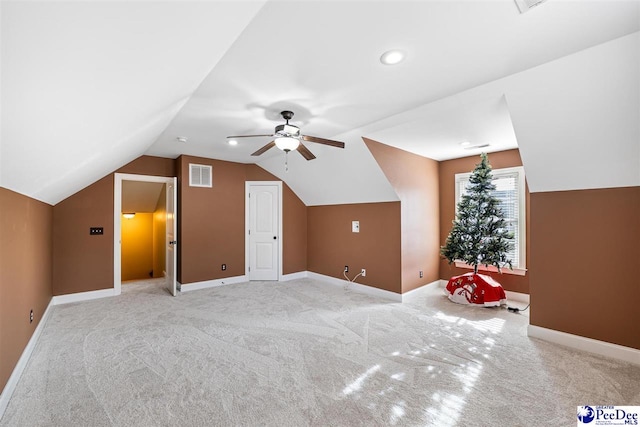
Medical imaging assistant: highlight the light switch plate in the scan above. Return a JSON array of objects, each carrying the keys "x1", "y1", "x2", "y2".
[{"x1": 352, "y1": 221, "x2": 359, "y2": 233}]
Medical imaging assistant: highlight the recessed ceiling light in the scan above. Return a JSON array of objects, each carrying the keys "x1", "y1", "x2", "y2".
[
  {"x1": 464, "y1": 143, "x2": 491, "y2": 150},
  {"x1": 176, "y1": 136, "x2": 188, "y2": 143},
  {"x1": 228, "y1": 139, "x2": 238, "y2": 146},
  {"x1": 380, "y1": 50, "x2": 405, "y2": 65},
  {"x1": 460, "y1": 141, "x2": 471, "y2": 147}
]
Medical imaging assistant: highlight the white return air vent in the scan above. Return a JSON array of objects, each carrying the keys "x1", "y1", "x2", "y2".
[
  {"x1": 515, "y1": 0, "x2": 547, "y2": 14},
  {"x1": 189, "y1": 163, "x2": 212, "y2": 188}
]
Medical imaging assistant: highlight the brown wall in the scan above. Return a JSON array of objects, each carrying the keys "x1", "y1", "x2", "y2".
[
  {"x1": 121, "y1": 213, "x2": 154, "y2": 281},
  {"x1": 119, "y1": 155, "x2": 176, "y2": 177},
  {"x1": 307, "y1": 202, "x2": 402, "y2": 293},
  {"x1": 177, "y1": 156, "x2": 308, "y2": 284},
  {"x1": 53, "y1": 175, "x2": 114, "y2": 294},
  {"x1": 439, "y1": 149, "x2": 530, "y2": 294},
  {"x1": 53, "y1": 156, "x2": 176, "y2": 295},
  {"x1": 530, "y1": 187, "x2": 640, "y2": 349},
  {"x1": 177, "y1": 156, "x2": 246, "y2": 283},
  {"x1": 53, "y1": 154, "x2": 306, "y2": 293},
  {"x1": 364, "y1": 138, "x2": 440, "y2": 293},
  {"x1": 0, "y1": 188, "x2": 53, "y2": 392}
]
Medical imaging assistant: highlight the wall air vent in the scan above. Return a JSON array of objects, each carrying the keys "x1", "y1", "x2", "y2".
[
  {"x1": 514, "y1": 0, "x2": 547, "y2": 14},
  {"x1": 189, "y1": 163, "x2": 212, "y2": 188}
]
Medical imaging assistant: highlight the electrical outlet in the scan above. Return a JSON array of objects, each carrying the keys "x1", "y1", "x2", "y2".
[
  {"x1": 419, "y1": 270, "x2": 423, "y2": 278},
  {"x1": 30, "y1": 309, "x2": 33, "y2": 323},
  {"x1": 361, "y1": 268, "x2": 366, "y2": 277},
  {"x1": 344, "y1": 265, "x2": 349, "y2": 273},
  {"x1": 221, "y1": 264, "x2": 227, "y2": 271}
]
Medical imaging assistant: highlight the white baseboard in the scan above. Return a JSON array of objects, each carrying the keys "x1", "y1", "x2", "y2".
[
  {"x1": 280, "y1": 271, "x2": 308, "y2": 281},
  {"x1": 307, "y1": 272, "x2": 402, "y2": 302},
  {"x1": 0, "y1": 299, "x2": 53, "y2": 421},
  {"x1": 528, "y1": 325, "x2": 640, "y2": 366},
  {"x1": 179, "y1": 275, "x2": 247, "y2": 293},
  {"x1": 505, "y1": 290, "x2": 529, "y2": 304},
  {"x1": 51, "y1": 288, "x2": 116, "y2": 305},
  {"x1": 400, "y1": 280, "x2": 442, "y2": 301}
]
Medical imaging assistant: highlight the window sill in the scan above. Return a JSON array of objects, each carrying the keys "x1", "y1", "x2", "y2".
[{"x1": 454, "y1": 261, "x2": 527, "y2": 276}]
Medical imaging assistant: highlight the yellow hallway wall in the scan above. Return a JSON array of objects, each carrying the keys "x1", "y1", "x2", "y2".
[{"x1": 121, "y1": 213, "x2": 153, "y2": 281}]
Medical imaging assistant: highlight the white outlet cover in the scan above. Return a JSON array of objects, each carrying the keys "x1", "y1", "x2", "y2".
[{"x1": 352, "y1": 221, "x2": 360, "y2": 233}]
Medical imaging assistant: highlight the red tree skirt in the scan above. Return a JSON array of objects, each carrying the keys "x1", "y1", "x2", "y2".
[{"x1": 445, "y1": 272, "x2": 506, "y2": 307}]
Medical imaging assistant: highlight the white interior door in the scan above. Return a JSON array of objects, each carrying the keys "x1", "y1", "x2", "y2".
[
  {"x1": 166, "y1": 178, "x2": 178, "y2": 296},
  {"x1": 248, "y1": 184, "x2": 279, "y2": 281}
]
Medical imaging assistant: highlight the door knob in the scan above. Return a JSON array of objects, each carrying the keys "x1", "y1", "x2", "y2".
[{"x1": 273, "y1": 236, "x2": 277, "y2": 240}]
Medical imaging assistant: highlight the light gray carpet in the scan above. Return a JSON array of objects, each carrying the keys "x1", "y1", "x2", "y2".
[{"x1": 1, "y1": 278, "x2": 639, "y2": 426}]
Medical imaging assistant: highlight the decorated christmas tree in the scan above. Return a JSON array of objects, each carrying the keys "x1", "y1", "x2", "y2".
[{"x1": 441, "y1": 153, "x2": 514, "y2": 274}]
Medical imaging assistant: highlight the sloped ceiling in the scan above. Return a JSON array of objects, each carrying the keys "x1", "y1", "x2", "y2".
[
  {"x1": 1, "y1": 1, "x2": 638, "y2": 205},
  {"x1": 0, "y1": 1, "x2": 267, "y2": 204}
]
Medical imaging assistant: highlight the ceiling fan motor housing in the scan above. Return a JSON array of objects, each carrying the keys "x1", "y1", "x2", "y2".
[{"x1": 275, "y1": 124, "x2": 300, "y2": 138}]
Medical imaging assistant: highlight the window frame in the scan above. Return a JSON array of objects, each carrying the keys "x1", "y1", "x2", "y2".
[{"x1": 453, "y1": 165, "x2": 527, "y2": 276}]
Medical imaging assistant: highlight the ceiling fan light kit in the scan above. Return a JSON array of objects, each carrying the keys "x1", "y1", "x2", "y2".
[{"x1": 274, "y1": 136, "x2": 299, "y2": 152}]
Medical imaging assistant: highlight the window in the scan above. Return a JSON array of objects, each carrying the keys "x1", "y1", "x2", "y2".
[{"x1": 454, "y1": 166, "x2": 526, "y2": 274}]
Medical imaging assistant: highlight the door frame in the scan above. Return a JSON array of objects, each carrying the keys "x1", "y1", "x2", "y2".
[
  {"x1": 245, "y1": 181, "x2": 283, "y2": 281},
  {"x1": 114, "y1": 173, "x2": 176, "y2": 295}
]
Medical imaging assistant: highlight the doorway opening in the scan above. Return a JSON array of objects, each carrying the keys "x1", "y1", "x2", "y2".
[
  {"x1": 121, "y1": 181, "x2": 165, "y2": 284},
  {"x1": 114, "y1": 173, "x2": 177, "y2": 296}
]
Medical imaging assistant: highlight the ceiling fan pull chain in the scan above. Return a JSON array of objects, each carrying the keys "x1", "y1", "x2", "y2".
[{"x1": 285, "y1": 151, "x2": 289, "y2": 173}]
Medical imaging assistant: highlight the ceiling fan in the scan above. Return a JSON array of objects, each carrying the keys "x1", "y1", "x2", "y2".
[{"x1": 227, "y1": 110, "x2": 345, "y2": 161}]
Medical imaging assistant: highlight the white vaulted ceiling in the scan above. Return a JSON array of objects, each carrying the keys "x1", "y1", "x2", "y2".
[
  {"x1": 1, "y1": 1, "x2": 638, "y2": 205},
  {"x1": 1, "y1": 1, "x2": 267, "y2": 204}
]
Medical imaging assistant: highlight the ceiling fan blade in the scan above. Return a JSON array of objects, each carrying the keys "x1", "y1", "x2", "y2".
[
  {"x1": 301, "y1": 135, "x2": 345, "y2": 148},
  {"x1": 296, "y1": 142, "x2": 316, "y2": 161},
  {"x1": 227, "y1": 134, "x2": 273, "y2": 139},
  {"x1": 251, "y1": 141, "x2": 276, "y2": 156}
]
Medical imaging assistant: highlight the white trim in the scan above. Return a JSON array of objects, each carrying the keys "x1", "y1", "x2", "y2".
[
  {"x1": 52, "y1": 288, "x2": 116, "y2": 305},
  {"x1": 528, "y1": 325, "x2": 640, "y2": 366},
  {"x1": 307, "y1": 271, "x2": 402, "y2": 302},
  {"x1": 280, "y1": 271, "x2": 309, "y2": 282},
  {"x1": 505, "y1": 290, "x2": 529, "y2": 304},
  {"x1": 454, "y1": 261, "x2": 527, "y2": 276},
  {"x1": 114, "y1": 173, "x2": 176, "y2": 297},
  {"x1": 245, "y1": 181, "x2": 283, "y2": 281},
  {"x1": 0, "y1": 300, "x2": 53, "y2": 420},
  {"x1": 179, "y1": 275, "x2": 248, "y2": 293},
  {"x1": 399, "y1": 280, "x2": 442, "y2": 301}
]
